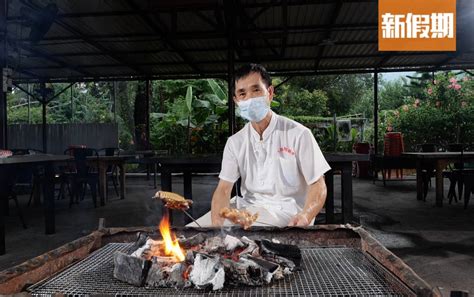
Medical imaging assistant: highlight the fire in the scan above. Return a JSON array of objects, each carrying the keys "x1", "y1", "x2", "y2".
[{"x1": 159, "y1": 214, "x2": 185, "y2": 262}]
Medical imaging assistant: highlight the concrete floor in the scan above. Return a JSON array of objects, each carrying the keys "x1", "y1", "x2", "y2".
[{"x1": 1, "y1": 174, "x2": 473, "y2": 295}]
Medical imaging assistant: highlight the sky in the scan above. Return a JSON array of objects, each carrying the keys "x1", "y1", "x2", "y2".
[{"x1": 381, "y1": 71, "x2": 415, "y2": 82}]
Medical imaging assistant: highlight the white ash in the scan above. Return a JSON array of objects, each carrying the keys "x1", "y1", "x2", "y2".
[
  {"x1": 223, "y1": 235, "x2": 245, "y2": 252},
  {"x1": 189, "y1": 253, "x2": 225, "y2": 290}
]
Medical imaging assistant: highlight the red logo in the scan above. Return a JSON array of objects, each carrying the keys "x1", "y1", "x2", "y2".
[{"x1": 278, "y1": 147, "x2": 295, "y2": 156}]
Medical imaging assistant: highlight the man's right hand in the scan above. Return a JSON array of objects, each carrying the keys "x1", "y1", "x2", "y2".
[{"x1": 210, "y1": 179, "x2": 234, "y2": 226}]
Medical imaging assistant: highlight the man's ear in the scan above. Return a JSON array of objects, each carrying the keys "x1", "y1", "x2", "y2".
[{"x1": 267, "y1": 85, "x2": 275, "y2": 102}]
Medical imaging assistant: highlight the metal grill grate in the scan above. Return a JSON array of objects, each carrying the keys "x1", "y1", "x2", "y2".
[{"x1": 28, "y1": 243, "x2": 415, "y2": 296}]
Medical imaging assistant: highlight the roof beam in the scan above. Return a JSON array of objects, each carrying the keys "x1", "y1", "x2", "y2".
[
  {"x1": 314, "y1": 0, "x2": 344, "y2": 69},
  {"x1": 21, "y1": 52, "x2": 472, "y2": 70},
  {"x1": 20, "y1": 40, "x2": 380, "y2": 58},
  {"x1": 21, "y1": 1, "x2": 145, "y2": 75},
  {"x1": 7, "y1": 0, "x2": 377, "y2": 21},
  {"x1": 9, "y1": 39, "x2": 93, "y2": 77},
  {"x1": 125, "y1": 0, "x2": 203, "y2": 75},
  {"x1": 10, "y1": 23, "x2": 378, "y2": 43}
]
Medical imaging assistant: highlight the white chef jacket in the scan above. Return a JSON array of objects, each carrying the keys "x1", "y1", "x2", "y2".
[{"x1": 218, "y1": 112, "x2": 331, "y2": 226}]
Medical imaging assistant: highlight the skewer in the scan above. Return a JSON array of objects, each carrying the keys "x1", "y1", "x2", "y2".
[{"x1": 182, "y1": 209, "x2": 202, "y2": 228}]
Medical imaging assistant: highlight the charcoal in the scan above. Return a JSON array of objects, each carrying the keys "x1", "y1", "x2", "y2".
[
  {"x1": 221, "y1": 257, "x2": 264, "y2": 286},
  {"x1": 223, "y1": 235, "x2": 245, "y2": 252},
  {"x1": 189, "y1": 253, "x2": 225, "y2": 290},
  {"x1": 204, "y1": 236, "x2": 226, "y2": 254},
  {"x1": 239, "y1": 236, "x2": 259, "y2": 257},
  {"x1": 179, "y1": 233, "x2": 207, "y2": 249},
  {"x1": 244, "y1": 255, "x2": 281, "y2": 283},
  {"x1": 258, "y1": 239, "x2": 301, "y2": 267},
  {"x1": 185, "y1": 250, "x2": 195, "y2": 264},
  {"x1": 146, "y1": 257, "x2": 189, "y2": 288},
  {"x1": 132, "y1": 232, "x2": 148, "y2": 250},
  {"x1": 113, "y1": 251, "x2": 151, "y2": 286},
  {"x1": 167, "y1": 262, "x2": 187, "y2": 288}
]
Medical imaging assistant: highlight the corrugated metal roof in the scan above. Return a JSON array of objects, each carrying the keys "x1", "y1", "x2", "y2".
[{"x1": 5, "y1": 0, "x2": 473, "y2": 82}]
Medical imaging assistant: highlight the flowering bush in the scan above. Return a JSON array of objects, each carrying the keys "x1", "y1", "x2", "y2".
[{"x1": 390, "y1": 72, "x2": 474, "y2": 151}]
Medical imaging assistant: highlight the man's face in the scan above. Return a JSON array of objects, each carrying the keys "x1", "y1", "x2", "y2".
[{"x1": 233, "y1": 72, "x2": 274, "y2": 104}]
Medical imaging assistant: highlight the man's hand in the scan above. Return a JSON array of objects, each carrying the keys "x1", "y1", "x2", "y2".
[
  {"x1": 288, "y1": 212, "x2": 311, "y2": 227},
  {"x1": 211, "y1": 179, "x2": 234, "y2": 226}
]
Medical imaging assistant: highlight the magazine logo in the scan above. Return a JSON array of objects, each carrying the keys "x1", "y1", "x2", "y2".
[{"x1": 379, "y1": 0, "x2": 456, "y2": 51}]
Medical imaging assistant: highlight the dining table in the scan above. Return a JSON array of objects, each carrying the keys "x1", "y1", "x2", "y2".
[
  {"x1": 151, "y1": 153, "x2": 369, "y2": 226},
  {"x1": 0, "y1": 154, "x2": 72, "y2": 255},
  {"x1": 402, "y1": 152, "x2": 474, "y2": 206}
]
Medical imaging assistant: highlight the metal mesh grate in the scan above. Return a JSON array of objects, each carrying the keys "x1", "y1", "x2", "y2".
[{"x1": 28, "y1": 243, "x2": 415, "y2": 296}]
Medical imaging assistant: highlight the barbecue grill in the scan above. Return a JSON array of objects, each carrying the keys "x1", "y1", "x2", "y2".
[{"x1": 0, "y1": 225, "x2": 439, "y2": 296}]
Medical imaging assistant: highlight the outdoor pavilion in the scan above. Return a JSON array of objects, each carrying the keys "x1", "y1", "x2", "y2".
[{"x1": 1, "y1": 0, "x2": 474, "y2": 154}]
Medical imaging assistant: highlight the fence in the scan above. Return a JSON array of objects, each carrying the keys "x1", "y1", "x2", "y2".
[{"x1": 8, "y1": 123, "x2": 118, "y2": 154}]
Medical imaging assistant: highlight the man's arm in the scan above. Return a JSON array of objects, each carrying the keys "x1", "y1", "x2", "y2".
[
  {"x1": 288, "y1": 176, "x2": 327, "y2": 226},
  {"x1": 211, "y1": 179, "x2": 235, "y2": 226}
]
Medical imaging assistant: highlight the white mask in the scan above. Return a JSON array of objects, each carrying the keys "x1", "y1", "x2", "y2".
[{"x1": 236, "y1": 95, "x2": 270, "y2": 122}]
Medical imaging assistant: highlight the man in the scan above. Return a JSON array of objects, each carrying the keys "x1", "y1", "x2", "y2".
[{"x1": 192, "y1": 64, "x2": 330, "y2": 227}]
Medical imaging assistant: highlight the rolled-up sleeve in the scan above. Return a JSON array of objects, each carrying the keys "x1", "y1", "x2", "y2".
[
  {"x1": 296, "y1": 129, "x2": 331, "y2": 185},
  {"x1": 218, "y1": 138, "x2": 240, "y2": 183}
]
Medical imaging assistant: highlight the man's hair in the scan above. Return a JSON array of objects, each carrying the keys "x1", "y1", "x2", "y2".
[{"x1": 233, "y1": 63, "x2": 272, "y2": 93}]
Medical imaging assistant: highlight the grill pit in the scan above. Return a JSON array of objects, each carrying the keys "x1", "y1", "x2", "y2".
[
  {"x1": 0, "y1": 225, "x2": 439, "y2": 296},
  {"x1": 29, "y1": 243, "x2": 414, "y2": 296}
]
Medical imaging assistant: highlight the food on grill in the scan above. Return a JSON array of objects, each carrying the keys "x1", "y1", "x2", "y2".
[
  {"x1": 219, "y1": 207, "x2": 259, "y2": 230},
  {"x1": 155, "y1": 191, "x2": 193, "y2": 210}
]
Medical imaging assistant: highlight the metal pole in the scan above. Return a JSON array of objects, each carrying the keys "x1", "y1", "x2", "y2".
[
  {"x1": 113, "y1": 81, "x2": 117, "y2": 123},
  {"x1": 374, "y1": 72, "x2": 379, "y2": 156},
  {"x1": 227, "y1": 0, "x2": 236, "y2": 136},
  {"x1": 145, "y1": 79, "x2": 151, "y2": 149},
  {"x1": 42, "y1": 101, "x2": 47, "y2": 153},
  {"x1": 0, "y1": 0, "x2": 7, "y2": 149},
  {"x1": 70, "y1": 82, "x2": 74, "y2": 123},
  {"x1": 27, "y1": 83, "x2": 31, "y2": 123}
]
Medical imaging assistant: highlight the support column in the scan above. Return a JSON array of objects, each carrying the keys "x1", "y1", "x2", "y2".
[
  {"x1": 373, "y1": 71, "x2": 379, "y2": 156},
  {"x1": 145, "y1": 80, "x2": 151, "y2": 149},
  {"x1": 226, "y1": 0, "x2": 236, "y2": 136},
  {"x1": 0, "y1": 0, "x2": 7, "y2": 149}
]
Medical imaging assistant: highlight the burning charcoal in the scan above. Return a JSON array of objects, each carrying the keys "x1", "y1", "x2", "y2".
[
  {"x1": 131, "y1": 238, "x2": 162, "y2": 259},
  {"x1": 258, "y1": 239, "x2": 302, "y2": 268},
  {"x1": 189, "y1": 253, "x2": 225, "y2": 290},
  {"x1": 145, "y1": 262, "x2": 166, "y2": 287},
  {"x1": 167, "y1": 262, "x2": 187, "y2": 288},
  {"x1": 244, "y1": 255, "x2": 281, "y2": 283},
  {"x1": 132, "y1": 232, "x2": 149, "y2": 251},
  {"x1": 113, "y1": 251, "x2": 151, "y2": 286},
  {"x1": 178, "y1": 233, "x2": 207, "y2": 249},
  {"x1": 239, "y1": 236, "x2": 259, "y2": 257},
  {"x1": 204, "y1": 236, "x2": 225, "y2": 254},
  {"x1": 185, "y1": 250, "x2": 195, "y2": 264},
  {"x1": 224, "y1": 235, "x2": 245, "y2": 252},
  {"x1": 221, "y1": 257, "x2": 264, "y2": 286}
]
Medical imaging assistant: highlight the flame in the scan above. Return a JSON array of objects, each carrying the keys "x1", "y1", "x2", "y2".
[{"x1": 159, "y1": 214, "x2": 185, "y2": 262}]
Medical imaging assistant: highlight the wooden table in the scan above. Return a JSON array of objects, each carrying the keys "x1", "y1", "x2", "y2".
[
  {"x1": 403, "y1": 152, "x2": 474, "y2": 207},
  {"x1": 88, "y1": 155, "x2": 134, "y2": 205},
  {"x1": 152, "y1": 153, "x2": 369, "y2": 226},
  {"x1": 0, "y1": 154, "x2": 72, "y2": 255}
]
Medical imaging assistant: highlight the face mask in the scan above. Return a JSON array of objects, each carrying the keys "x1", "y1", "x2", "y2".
[{"x1": 237, "y1": 95, "x2": 270, "y2": 122}]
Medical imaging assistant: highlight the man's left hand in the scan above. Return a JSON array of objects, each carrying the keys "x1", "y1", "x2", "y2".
[{"x1": 288, "y1": 212, "x2": 311, "y2": 227}]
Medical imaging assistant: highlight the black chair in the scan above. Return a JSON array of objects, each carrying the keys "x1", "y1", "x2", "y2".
[
  {"x1": 64, "y1": 148, "x2": 100, "y2": 207},
  {"x1": 417, "y1": 143, "x2": 437, "y2": 201},
  {"x1": 2, "y1": 149, "x2": 29, "y2": 228},
  {"x1": 460, "y1": 144, "x2": 474, "y2": 208},
  {"x1": 26, "y1": 149, "x2": 70, "y2": 207},
  {"x1": 444, "y1": 143, "x2": 468, "y2": 204},
  {"x1": 98, "y1": 147, "x2": 120, "y2": 199}
]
